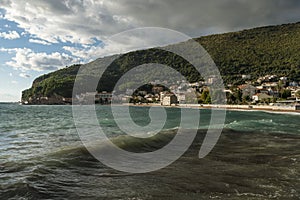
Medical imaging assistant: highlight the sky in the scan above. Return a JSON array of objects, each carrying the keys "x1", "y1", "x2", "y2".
[{"x1": 1, "y1": 0, "x2": 300, "y2": 102}]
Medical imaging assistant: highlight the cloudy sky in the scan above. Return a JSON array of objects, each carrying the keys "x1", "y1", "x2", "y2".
[{"x1": 1, "y1": 0, "x2": 300, "y2": 101}]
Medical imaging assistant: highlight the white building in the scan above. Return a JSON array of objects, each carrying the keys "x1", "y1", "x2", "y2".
[
  {"x1": 161, "y1": 95, "x2": 178, "y2": 106},
  {"x1": 176, "y1": 92, "x2": 186, "y2": 104},
  {"x1": 160, "y1": 92, "x2": 178, "y2": 106},
  {"x1": 242, "y1": 74, "x2": 251, "y2": 79},
  {"x1": 252, "y1": 93, "x2": 273, "y2": 102},
  {"x1": 280, "y1": 77, "x2": 288, "y2": 82}
]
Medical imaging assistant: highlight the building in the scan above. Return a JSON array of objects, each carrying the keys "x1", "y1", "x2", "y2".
[
  {"x1": 280, "y1": 77, "x2": 288, "y2": 82},
  {"x1": 160, "y1": 92, "x2": 178, "y2": 106},
  {"x1": 116, "y1": 95, "x2": 131, "y2": 103},
  {"x1": 161, "y1": 94, "x2": 178, "y2": 106},
  {"x1": 125, "y1": 89, "x2": 134, "y2": 95},
  {"x1": 252, "y1": 93, "x2": 273, "y2": 102},
  {"x1": 206, "y1": 76, "x2": 218, "y2": 85},
  {"x1": 238, "y1": 84, "x2": 256, "y2": 97},
  {"x1": 257, "y1": 75, "x2": 277, "y2": 83},
  {"x1": 82, "y1": 92, "x2": 97, "y2": 103},
  {"x1": 276, "y1": 99, "x2": 300, "y2": 105},
  {"x1": 152, "y1": 86, "x2": 164, "y2": 94},
  {"x1": 262, "y1": 82, "x2": 278, "y2": 89},
  {"x1": 77, "y1": 91, "x2": 112, "y2": 104},
  {"x1": 62, "y1": 97, "x2": 74, "y2": 104},
  {"x1": 95, "y1": 91, "x2": 112, "y2": 104},
  {"x1": 174, "y1": 92, "x2": 186, "y2": 104},
  {"x1": 256, "y1": 86, "x2": 269, "y2": 94},
  {"x1": 137, "y1": 90, "x2": 147, "y2": 96},
  {"x1": 144, "y1": 94, "x2": 155, "y2": 103},
  {"x1": 289, "y1": 81, "x2": 299, "y2": 87},
  {"x1": 242, "y1": 74, "x2": 251, "y2": 79}
]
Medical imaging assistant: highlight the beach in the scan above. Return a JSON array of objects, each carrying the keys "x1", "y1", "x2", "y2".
[{"x1": 122, "y1": 103, "x2": 300, "y2": 114}]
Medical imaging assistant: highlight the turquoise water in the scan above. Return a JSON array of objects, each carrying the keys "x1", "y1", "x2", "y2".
[{"x1": 0, "y1": 103, "x2": 299, "y2": 199}]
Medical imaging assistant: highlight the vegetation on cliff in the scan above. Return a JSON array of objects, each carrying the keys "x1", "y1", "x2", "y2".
[{"x1": 22, "y1": 22, "x2": 300, "y2": 101}]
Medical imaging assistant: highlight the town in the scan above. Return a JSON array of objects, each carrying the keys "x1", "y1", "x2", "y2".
[{"x1": 24, "y1": 74, "x2": 300, "y2": 111}]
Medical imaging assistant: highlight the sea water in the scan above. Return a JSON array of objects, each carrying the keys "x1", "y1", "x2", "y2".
[{"x1": 0, "y1": 103, "x2": 299, "y2": 199}]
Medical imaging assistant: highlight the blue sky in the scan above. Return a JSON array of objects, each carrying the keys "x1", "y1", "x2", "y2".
[{"x1": 1, "y1": 0, "x2": 300, "y2": 102}]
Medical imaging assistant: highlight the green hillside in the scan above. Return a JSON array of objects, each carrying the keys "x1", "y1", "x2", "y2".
[
  {"x1": 22, "y1": 22, "x2": 300, "y2": 101},
  {"x1": 198, "y1": 22, "x2": 300, "y2": 84}
]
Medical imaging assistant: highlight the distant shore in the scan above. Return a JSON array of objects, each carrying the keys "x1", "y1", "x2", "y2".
[
  {"x1": 122, "y1": 103, "x2": 300, "y2": 113},
  {"x1": 20, "y1": 102, "x2": 300, "y2": 113}
]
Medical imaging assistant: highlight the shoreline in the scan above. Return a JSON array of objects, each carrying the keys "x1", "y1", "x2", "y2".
[
  {"x1": 122, "y1": 103, "x2": 300, "y2": 114},
  {"x1": 18, "y1": 102, "x2": 300, "y2": 114}
]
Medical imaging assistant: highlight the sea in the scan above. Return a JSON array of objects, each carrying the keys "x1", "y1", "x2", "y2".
[{"x1": 0, "y1": 103, "x2": 299, "y2": 199}]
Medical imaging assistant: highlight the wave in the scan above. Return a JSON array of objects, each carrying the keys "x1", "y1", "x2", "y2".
[
  {"x1": 225, "y1": 118, "x2": 283, "y2": 132},
  {"x1": 228, "y1": 108, "x2": 300, "y2": 116},
  {"x1": 49, "y1": 129, "x2": 179, "y2": 158},
  {"x1": 48, "y1": 128, "x2": 253, "y2": 159},
  {"x1": 2, "y1": 127, "x2": 295, "y2": 174},
  {"x1": 263, "y1": 110, "x2": 300, "y2": 116},
  {"x1": 2, "y1": 127, "x2": 300, "y2": 199},
  {"x1": 42, "y1": 125, "x2": 299, "y2": 162},
  {"x1": 227, "y1": 118, "x2": 278, "y2": 126}
]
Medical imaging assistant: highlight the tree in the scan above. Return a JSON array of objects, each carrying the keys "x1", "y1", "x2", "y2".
[
  {"x1": 22, "y1": 22, "x2": 300, "y2": 103},
  {"x1": 242, "y1": 95, "x2": 251, "y2": 104},
  {"x1": 226, "y1": 93, "x2": 236, "y2": 105},
  {"x1": 295, "y1": 90, "x2": 300, "y2": 99},
  {"x1": 200, "y1": 89, "x2": 210, "y2": 104},
  {"x1": 233, "y1": 90, "x2": 243, "y2": 104},
  {"x1": 204, "y1": 95, "x2": 212, "y2": 104},
  {"x1": 280, "y1": 89, "x2": 291, "y2": 99},
  {"x1": 185, "y1": 92, "x2": 198, "y2": 104}
]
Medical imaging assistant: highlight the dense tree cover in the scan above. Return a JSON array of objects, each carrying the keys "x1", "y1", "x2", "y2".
[
  {"x1": 22, "y1": 64, "x2": 81, "y2": 100},
  {"x1": 22, "y1": 22, "x2": 300, "y2": 101},
  {"x1": 197, "y1": 22, "x2": 300, "y2": 84}
]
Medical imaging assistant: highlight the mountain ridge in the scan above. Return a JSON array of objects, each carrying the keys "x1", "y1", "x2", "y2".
[{"x1": 22, "y1": 22, "x2": 300, "y2": 102}]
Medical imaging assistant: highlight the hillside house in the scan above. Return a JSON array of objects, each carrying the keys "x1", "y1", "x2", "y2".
[
  {"x1": 238, "y1": 84, "x2": 256, "y2": 97},
  {"x1": 252, "y1": 93, "x2": 273, "y2": 103}
]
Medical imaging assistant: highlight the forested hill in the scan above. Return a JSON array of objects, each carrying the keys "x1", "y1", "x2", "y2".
[
  {"x1": 198, "y1": 22, "x2": 300, "y2": 83},
  {"x1": 22, "y1": 22, "x2": 300, "y2": 101}
]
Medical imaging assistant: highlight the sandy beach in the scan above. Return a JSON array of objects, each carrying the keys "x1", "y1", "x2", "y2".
[{"x1": 122, "y1": 103, "x2": 300, "y2": 113}]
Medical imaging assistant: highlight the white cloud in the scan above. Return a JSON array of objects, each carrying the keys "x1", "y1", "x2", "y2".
[
  {"x1": 0, "y1": 30, "x2": 20, "y2": 40},
  {"x1": 0, "y1": 48, "x2": 80, "y2": 71},
  {"x1": 1, "y1": 0, "x2": 139, "y2": 45},
  {"x1": 0, "y1": 47, "x2": 16, "y2": 54},
  {"x1": 1, "y1": 0, "x2": 300, "y2": 73},
  {"x1": 11, "y1": 80, "x2": 18, "y2": 84},
  {"x1": 1, "y1": 0, "x2": 300, "y2": 46},
  {"x1": 19, "y1": 73, "x2": 31, "y2": 78},
  {"x1": 9, "y1": 73, "x2": 13, "y2": 77},
  {"x1": 63, "y1": 28, "x2": 188, "y2": 60},
  {"x1": 29, "y1": 39, "x2": 51, "y2": 45}
]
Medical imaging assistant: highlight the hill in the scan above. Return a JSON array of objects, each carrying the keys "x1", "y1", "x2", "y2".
[{"x1": 22, "y1": 22, "x2": 300, "y2": 102}]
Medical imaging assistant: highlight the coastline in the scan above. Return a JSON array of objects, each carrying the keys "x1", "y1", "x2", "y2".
[
  {"x1": 122, "y1": 103, "x2": 300, "y2": 114},
  {"x1": 19, "y1": 102, "x2": 300, "y2": 114}
]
